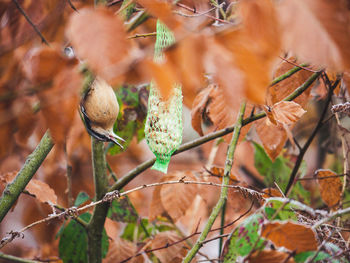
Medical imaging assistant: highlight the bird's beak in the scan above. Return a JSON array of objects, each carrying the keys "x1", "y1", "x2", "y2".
[{"x1": 109, "y1": 131, "x2": 125, "y2": 149}]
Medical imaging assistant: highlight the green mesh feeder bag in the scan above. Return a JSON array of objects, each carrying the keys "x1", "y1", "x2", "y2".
[{"x1": 145, "y1": 20, "x2": 183, "y2": 174}]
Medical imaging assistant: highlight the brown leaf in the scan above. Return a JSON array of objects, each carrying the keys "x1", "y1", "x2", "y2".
[
  {"x1": 269, "y1": 59, "x2": 313, "y2": 107},
  {"x1": 191, "y1": 85, "x2": 213, "y2": 136},
  {"x1": 269, "y1": 101, "x2": 306, "y2": 126},
  {"x1": 160, "y1": 171, "x2": 198, "y2": 222},
  {"x1": 66, "y1": 7, "x2": 130, "y2": 84},
  {"x1": 262, "y1": 188, "x2": 283, "y2": 199},
  {"x1": 248, "y1": 250, "x2": 295, "y2": 263},
  {"x1": 0, "y1": 172, "x2": 57, "y2": 204},
  {"x1": 256, "y1": 58, "x2": 312, "y2": 160},
  {"x1": 150, "y1": 231, "x2": 187, "y2": 263},
  {"x1": 256, "y1": 119, "x2": 287, "y2": 161},
  {"x1": 26, "y1": 179, "x2": 58, "y2": 205},
  {"x1": 209, "y1": 166, "x2": 239, "y2": 184},
  {"x1": 149, "y1": 177, "x2": 167, "y2": 221},
  {"x1": 261, "y1": 222, "x2": 318, "y2": 253},
  {"x1": 316, "y1": 169, "x2": 342, "y2": 208},
  {"x1": 277, "y1": 0, "x2": 350, "y2": 71},
  {"x1": 104, "y1": 237, "x2": 143, "y2": 263},
  {"x1": 137, "y1": 0, "x2": 181, "y2": 30},
  {"x1": 37, "y1": 65, "x2": 81, "y2": 145},
  {"x1": 191, "y1": 84, "x2": 252, "y2": 142}
]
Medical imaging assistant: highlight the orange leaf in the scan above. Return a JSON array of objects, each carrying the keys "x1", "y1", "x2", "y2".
[
  {"x1": 22, "y1": 45, "x2": 73, "y2": 85},
  {"x1": 37, "y1": 65, "x2": 81, "y2": 145},
  {"x1": 0, "y1": 172, "x2": 57, "y2": 204},
  {"x1": 165, "y1": 35, "x2": 206, "y2": 107},
  {"x1": 214, "y1": 0, "x2": 281, "y2": 104},
  {"x1": 268, "y1": 58, "x2": 313, "y2": 107},
  {"x1": 316, "y1": 169, "x2": 343, "y2": 208},
  {"x1": 160, "y1": 171, "x2": 198, "y2": 222},
  {"x1": 104, "y1": 237, "x2": 143, "y2": 263},
  {"x1": 262, "y1": 188, "x2": 283, "y2": 199},
  {"x1": 209, "y1": 166, "x2": 239, "y2": 184},
  {"x1": 269, "y1": 101, "x2": 306, "y2": 126},
  {"x1": 66, "y1": 7, "x2": 130, "y2": 85},
  {"x1": 277, "y1": 0, "x2": 350, "y2": 71},
  {"x1": 248, "y1": 250, "x2": 295, "y2": 263},
  {"x1": 150, "y1": 231, "x2": 187, "y2": 263},
  {"x1": 261, "y1": 222, "x2": 318, "y2": 253},
  {"x1": 137, "y1": 0, "x2": 181, "y2": 30},
  {"x1": 26, "y1": 179, "x2": 58, "y2": 205},
  {"x1": 256, "y1": 119, "x2": 287, "y2": 161},
  {"x1": 191, "y1": 85, "x2": 213, "y2": 136}
]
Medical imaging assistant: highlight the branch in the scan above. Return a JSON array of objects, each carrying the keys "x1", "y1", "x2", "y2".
[
  {"x1": 284, "y1": 77, "x2": 339, "y2": 196},
  {"x1": 313, "y1": 206, "x2": 350, "y2": 229},
  {"x1": 109, "y1": 71, "x2": 321, "y2": 193},
  {"x1": 87, "y1": 138, "x2": 110, "y2": 263},
  {"x1": 0, "y1": 180, "x2": 260, "y2": 249},
  {"x1": 0, "y1": 131, "x2": 54, "y2": 222},
  {"x1": 183, "y1": 101, "x2": 246, "y2": 263},
  {"x1": 119, "y1": 201, "x2": 254, "y2": 263},
  {"x1": 0, "y1": 253, "x2": 41, "y2": 263},
  {"x1": 270, "y1": 63, "x2": 311, "y2": 86}
]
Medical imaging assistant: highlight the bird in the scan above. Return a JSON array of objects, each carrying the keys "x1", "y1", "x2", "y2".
[{"x1": 80, "y1": 77, "x2": 125, "y2": 148}]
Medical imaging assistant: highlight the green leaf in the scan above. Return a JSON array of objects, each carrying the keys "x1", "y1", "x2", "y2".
[
  {"x1": 59, "y1": 213, "x2": 109, "y2": 263},
  {"x1": 263, "y1": 197, "x2": 316, "y2": 221},
  {"x1": 253, "y1": 142, "x2": 310, "y2": 202},
  {"x1": 74, "y1": 191, "x2": 90, "y2": 207},
  {"x1": 223, "y1": 213, "x2": 266, "y2": 262},
  {"x1": 108, "y1": 84, "x2": 148, "y2": 155},
  {"x1": 294, "y1": 251, "x2": 332, "y2": 262},
  {"x1": 264, "y1": 199, "x2": 297, "y2": 221},
  {"x1": 107, "y1": 197, "x2": 138, "y2": 223},
  {"x1": 121, "y1": 218, "x2": 173, "y2": 242}
]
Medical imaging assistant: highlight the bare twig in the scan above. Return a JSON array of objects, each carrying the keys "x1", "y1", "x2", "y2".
[
  {"x1": 12, "y1": 0, "x2": 49, "y2": 45},
  {"x1": 285, "y1": 76, "x2": 339, "y2": 196}
]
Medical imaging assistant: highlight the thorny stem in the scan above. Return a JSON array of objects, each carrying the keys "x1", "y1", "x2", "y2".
[
  {"x1": 0, "y1": 131, "x2": 54, "y2": 223},
  {"x1": 284, "y1": 77, "x2": 339, "y2": 196},
  {"x1": 87, "y1": 138, "x2": 110, "y2": 263},
  {"x1": 182, "y1": 102, "x2": 246, "y2": 263},
  {"x1": 109, "y1": 71, "x2": 321, "y2": 193}
]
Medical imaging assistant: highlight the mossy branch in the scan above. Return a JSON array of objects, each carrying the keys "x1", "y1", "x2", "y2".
[
  {"x1": 0, "y1": 131, "x2": 54, "y2": 222},
  {"x1": 87, "y1": 137, "x2": 110, "y2": 263},
  {"x1": 182, "y1": 102, "x2": 246, "y2": 263}
]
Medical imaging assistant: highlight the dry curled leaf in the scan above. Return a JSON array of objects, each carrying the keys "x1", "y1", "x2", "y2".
[
  {"x1": 0, "y1": 172, "x2": 57, "y2": 204},
  {"x1": 149, "y1": 171, "x2": 198, "y2": 222},
  {"x1": 104, "y1": 237, "x2": 143, "y2": 263},
  {"x1": 268, "y1": 101, "x2": 306, "y2": 126},
  {"x1": 261, "y1": 222, "x2": 318, "y2": 253},
  {"x1": 316, "y1": 169, "x2": 342, "y2": 208},
  {"x1": 150, "y1": 231, "x2": 187, "y2": 263}
]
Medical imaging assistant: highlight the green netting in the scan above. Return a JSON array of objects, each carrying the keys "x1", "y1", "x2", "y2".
[{"x1": 144, "y1": 20, "x2": 183, "y2": 174}]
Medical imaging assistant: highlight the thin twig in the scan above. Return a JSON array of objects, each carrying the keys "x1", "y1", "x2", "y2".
[
  {"x1": 176, "y1": 2, "x2": 231, "y2": 24},
  {"x1": 119, "y1": 202, "x2": 254, "y2": 263},
  {"x1": 285, "y1": 77, "x2": 339, "y2": 196},
  {"x1": 278, "y1": 56, "x2": 316, "y2": 73},
  {"x1": 128, "y1": 32, "x2": 157, "y2": 39},
  {"x1": 0, "y1": 180, "x2": 261, "y2": 249},
  {"x1": 12, "y1": 0, "x2": 49, "y2": 45},
  {"x1": 313, "y1": 207, "x2": 350, "y2": 229}
]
